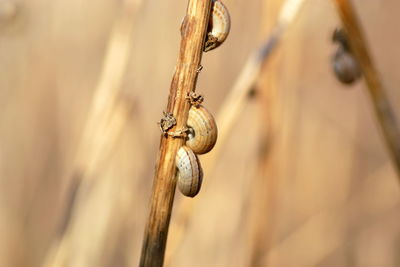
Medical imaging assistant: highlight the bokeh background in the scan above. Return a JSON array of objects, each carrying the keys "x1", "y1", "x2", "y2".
[{"x1": 1, "y1": 0, "x2": 399, "y2": 266}]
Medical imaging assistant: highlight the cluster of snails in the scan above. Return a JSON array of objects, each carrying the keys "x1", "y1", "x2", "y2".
[
  {"x1": 175, "y1": 101, "x2": 218, "y2": 197},
  {"x1": 173, "y1": 0, "x2": 230, "y2": 198},
  {"x1": 331, "y1": 28, "x2": 362, "y2": 85}
]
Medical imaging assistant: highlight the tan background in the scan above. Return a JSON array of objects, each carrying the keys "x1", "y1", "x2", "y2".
[{"x1": 0, "y1": 0, "x2": 399, "y2": 266}]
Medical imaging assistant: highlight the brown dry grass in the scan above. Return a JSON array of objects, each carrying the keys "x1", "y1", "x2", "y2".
[{"x1": 0, "y1": 0, "x2": 399, "y2": 266}]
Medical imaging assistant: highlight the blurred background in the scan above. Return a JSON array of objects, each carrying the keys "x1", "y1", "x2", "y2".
[{"x1": 0, "y1": 0, "x2": 399, "y2": 266}]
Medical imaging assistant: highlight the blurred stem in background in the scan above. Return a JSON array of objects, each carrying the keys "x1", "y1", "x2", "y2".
[
  {"x1": 246, "y1": 0, "x2": 283, "y2": 265},
  {"x1": 42, "y1": 0, "x2": 142, "y2": 266},
  {"x1": 333, "y1": 0, "x2": 400, "y2": 179}
]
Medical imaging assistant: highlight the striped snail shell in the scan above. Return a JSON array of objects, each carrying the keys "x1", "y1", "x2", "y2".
[
  {"x1": 332, "y1": 46, "x2": 361, "y2": 85},
  {"x1": 176, "y1": 146, "x2": 203, "y2": 198},
  {"x1": 204, "y1": 0, "x2": 231, "y2": 52},
  {"x1": 186, "y1": 105, "x2": 218, "y2": 154}
]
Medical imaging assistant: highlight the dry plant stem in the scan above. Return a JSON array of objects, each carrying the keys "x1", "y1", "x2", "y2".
[
  {"x1": 333, "y1": 0, "x2": 400, "y2": 178},
  {"x1": 139, "y1": 1, "x2": 212, "y2": 266},
  {"x1": 165, "y1": 0, "x2": 305, "y2": 265}
]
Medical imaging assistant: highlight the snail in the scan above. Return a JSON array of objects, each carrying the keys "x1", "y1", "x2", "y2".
[
  {"x1": 332, "y1": 28, "x2": 349, "y2": 50},
  {"x1": 204, "y1": 0, "x2": 231, "y2": 52},
  {"x1": 176, "y1": 146, "x2": 203, "y2": 197},
  {"x1": 331, "y1": 28, "x2": 361, "y2": 85},
  {"x1": 332, "y1": 46, "x2": 362, "y2": 84},
  {"x1": 186, "y1": 105, "x2": 218, "y2": 154}
]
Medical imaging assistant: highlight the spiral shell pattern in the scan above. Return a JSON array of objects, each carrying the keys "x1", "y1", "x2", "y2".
[
  {"x1": 186, "y1": 105, "x2": 218, "y2": 154},
  {"x1": 176, "y1": 146, "x2": 203, "y2": 197},
  {"x1": 204, "y1": 0, "x2": 231, "y2": 52}
]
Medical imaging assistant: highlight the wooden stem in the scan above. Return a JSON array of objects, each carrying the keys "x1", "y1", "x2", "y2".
[
  {"x1": 139, "y1": 1, "x2": 212, "y2": 266},
  {"x1": 333, "y1": 0, "x2": 400, "y2": 177},
  {"x1": 165, "y1": 1, "x2": 306, "y2": 265}
]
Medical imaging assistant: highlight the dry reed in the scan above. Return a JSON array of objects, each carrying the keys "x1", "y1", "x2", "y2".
[{"x1": 139, "y1": 1, "x2": 213, "y2": 266}]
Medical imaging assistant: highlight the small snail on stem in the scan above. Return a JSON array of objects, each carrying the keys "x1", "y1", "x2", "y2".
[
  {"x1": 204, "y1": 0, "x2": 231, "y2": 52},
  {"x1": 331, "y1": 28, "x2": 361, "y2": 85},
  {"x1": 186, "y1": 105, "x2": 218, "y2": 154},
  {"x1": 176, "y1": 146, "x2": 203, "y2": 198}
]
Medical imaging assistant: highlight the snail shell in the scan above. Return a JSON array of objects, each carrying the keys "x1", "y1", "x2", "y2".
[
  {"x1": 176, "y1": 146, "x2": 203, "y2": 198},
  {"x1": 204, "y1": 0, "x2": 231, "y2": 52},
  {"x1": 186, "y1": 105, "x2": 218, "y2": 154},
  {"x1": 332, "y1": 46, "x2": 361, "y2": 85},
  {"x1": 332, "y1": 28, "x2": 350, "y2": 50}
]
